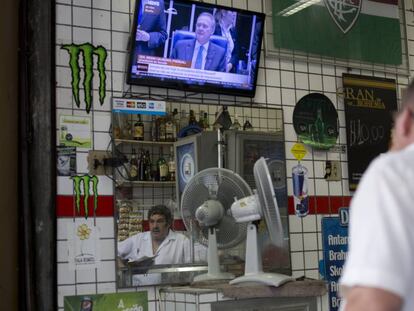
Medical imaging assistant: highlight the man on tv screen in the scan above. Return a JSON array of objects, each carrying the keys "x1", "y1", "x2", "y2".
[
  {"x1": 135, "y1": 0, "x2": 168, "y2": 57},
  {"x1": 171, "y1": 12, "x2": 226, "y2": 72}
]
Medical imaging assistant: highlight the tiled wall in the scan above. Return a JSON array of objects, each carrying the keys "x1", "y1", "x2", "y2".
[{"x1": 55, "y1": 0, "x2": 414, "y2": 310}]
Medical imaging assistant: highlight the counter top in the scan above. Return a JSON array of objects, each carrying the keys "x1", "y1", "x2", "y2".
[{"x1": 161, "y1": 280, "x2": 327, "y2": 299}]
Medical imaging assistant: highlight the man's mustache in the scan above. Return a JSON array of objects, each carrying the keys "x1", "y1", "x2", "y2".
[{"x1": 151, "y1": 228, "x2": 160, "y2": 233}]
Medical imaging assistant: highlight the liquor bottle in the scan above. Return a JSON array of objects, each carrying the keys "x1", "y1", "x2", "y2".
[
  {"x1": 157, "y1": 147, "x2": 168, "y2": 182},
  {"x1": 179, "y1": 109, "x2": 188, "y2": 130},
  {"x1": 138, "y1": 150, "x2": 146, "y2": 181},
  {"x1": 129, "y1": 149, "x2": 139, "y2": 181},
  {"x1": 188, "y1": 110, "x2": 197, "y2": 126},
  {"x1": 158, "y1": 114, "x2": 166, "y2": 141},
  {"x1": 172, "y1": 108, "x2": 179, "y2": 140},
  {"x1": 150, "y1": 115, "x2": 157, "y2": 142},
  {"x1": 168, "y1": 146, "x2": 176, "y2": 182},
  {"x1": 198, "y1": 110, "x2": 205, "y2": 128},
  {"x1": 165, "y1": 109, "x2": 175, "y2": 142},
  {"x1": 144, "y1": 150, "x2": 152, "y2": 181},
  {"x1": 243, "y1": 119, "x2": 253, "y2": 131},
  {"x1": 230, "y1": 114, "x2": 241, "y2": 130},
  {"x1": 312, "y1": 107, "x2": 325, "y2": 143},
  {"x1": 133, "y1": 115, "x2": 144, "y2": 141},
  {"x1": 220, "y1": 106, "x2": 232, "y2": 130},
  {"x1": 203, "y1": 112, "x2": 210, "y2": 131}
]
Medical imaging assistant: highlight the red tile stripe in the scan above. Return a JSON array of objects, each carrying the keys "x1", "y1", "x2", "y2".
[
  {"x1": 56, "y1": 195, "x2": 114, "y2": 218},
  {"x1": 287, "y1": 196, "x2": 352, "y2": 215},
  {"x1": 56, "y1": 195, "x2": 352, "y2": 218}
]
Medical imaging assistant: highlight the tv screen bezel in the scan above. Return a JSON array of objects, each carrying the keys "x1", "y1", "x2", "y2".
[{"x1": 126, "y1": 0, "x2": 266, "y2": 98}]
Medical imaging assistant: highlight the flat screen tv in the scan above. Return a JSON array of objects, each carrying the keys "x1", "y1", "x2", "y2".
[{"x1": 127, "y1": 0, "x2": 265, "y2": 97}]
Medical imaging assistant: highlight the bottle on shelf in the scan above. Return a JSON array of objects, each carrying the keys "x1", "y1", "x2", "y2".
[
  {"x1": 150, "y1": 115, "x2": 157, "y2": 142},
  {"x1": 168, "y1": 146, "x2": 176, "y2": 182},
  {"x1": 122, "y1": 119, "x2": 132, "y2": 139},
  {"x1": 172, "y1": 108, "x2": 180, "y2": 139},
  {"x1": 133, "y1": 115, "x2": 144, "y2": 141},
  {"x1": 129, "y1": 148, "x2": 139, "y2": 181},
  {"x1": 243, "y1": 119, "x2": 254, "y2": 131},
  {"x1": 220, "y1": 106, "x2": 232, "y2": 130},
  {"x1": 198, "y1": 110, "x2": 205, "y2": 128},
  {"x1": 165, "y1": 109, "x2": 175, "y2": 142},
  {"x1": 188, "y1": 110, "x2": 197, "y2": 126},
  {"x1": 203, "y1": 112, "x2": 210, "y2": 131},
  {"x1": 158, "y1": 114, "x2": 166, "y2": 142},
  {"x1": 179, "y1": 109, "x2": 188, "y2": 131},
  {"x1": 138, "y1": 149, "x2": 146, "y2": 181},
  {"x1": 144, "y1": 150, "x2": 152, "y2": 181},
  {"x1": 157, "y1": 147, "x2": 168, "y2": 182},
  {"x1": 230, "y1": 114, "x2": 241, "y2": 130}
]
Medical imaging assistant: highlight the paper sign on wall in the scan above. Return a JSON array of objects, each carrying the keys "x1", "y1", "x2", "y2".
[
  {"x1": 68, "y1": 218, "x2": 101, "y2": 270},
  {"x1": 59, "y1": 115, "x2": 92, "y2": 148}
]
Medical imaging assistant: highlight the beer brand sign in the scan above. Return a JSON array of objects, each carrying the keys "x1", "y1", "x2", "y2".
[
  {"x1": 61, "y1": 43, "x2": 108, "y2": 114},
  {"x1": 324, "y1": 0, "x2": 362, "y2": 34},
  {"x1": 71, "y1": 174, "x2": 99, "y2": 219}
]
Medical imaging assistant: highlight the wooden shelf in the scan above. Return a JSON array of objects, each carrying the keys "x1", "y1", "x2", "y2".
[{"x1": 115, "y1": 139, "x2": 175, "y2": 146}]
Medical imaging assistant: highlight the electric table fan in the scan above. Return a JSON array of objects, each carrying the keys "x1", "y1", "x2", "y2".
[
  {"x1": 230, "y1": 157, "x2": 293, "y2": 287},
  {"x1": 181, "y1": 167, "x2": 252, "y2": 282}
]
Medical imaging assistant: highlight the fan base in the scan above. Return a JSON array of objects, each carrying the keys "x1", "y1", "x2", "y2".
[
  {"x1": 193, "y1": 272, "x2": 235, "y2": 283},
  {"x1": 229, "y1": 272, "x2": 293, "y2": 287}
]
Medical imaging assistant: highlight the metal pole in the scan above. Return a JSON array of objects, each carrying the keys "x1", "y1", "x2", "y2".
[{"x1": 20, "y1": 0, "x2": 56, "y2": 309}]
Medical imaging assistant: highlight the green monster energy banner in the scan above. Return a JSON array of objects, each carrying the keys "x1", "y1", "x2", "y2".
[
  {"x1": 64, "y1": 291, "x2": 148, "y2": 311},
  {"x1": 61, "y1": 43, "x2": 107, "y2": 114},
  {"x1": 71, "y1": 175, "x2": 99, "y2": 218},
  {"x1": 342, "y1": 74, "x2": 397, "y2": 190}
]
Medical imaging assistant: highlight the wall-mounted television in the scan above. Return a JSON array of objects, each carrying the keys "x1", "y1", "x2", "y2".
[{"x1": 127, "y1": 0, "x2": 265, "y2": 97}]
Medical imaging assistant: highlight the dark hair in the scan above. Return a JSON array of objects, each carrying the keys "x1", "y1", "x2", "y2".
[{"x1": 147, "y1": 205, "x2": 172, "y2": 225}]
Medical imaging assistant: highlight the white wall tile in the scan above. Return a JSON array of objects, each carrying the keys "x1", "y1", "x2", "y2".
[
  {"x1": 113, "y1": 0, "x2": 131, "y2": 13},
  {"x1": 58, "y1": 263, "x2": 76, "y2": 285},
  {"x1": 304, "y1": 251, "x2": 319, "y2": 269},
  {"x1": 281, "y1": 71, "x2": 295, "y2": 88},
  {"x1": 111, "y1": 12, "x2": 131, "y2": 32},
  {"x1": 97, "y1": 260, "x2": 116, "y2": 282},
  {"x1": 93, "y1": 0, "x2": 110, "y2": 10},
  {"x1": 76, "y1": 268, "x2": 97, "y2": 283},
  {"x1": 302, "y1": 215, "x2": 317, "y2": 232},
  {"x1": 76, "y1": 283, "x2": 97, "y2": 295},
  {"x1": 303, "y1": 233, "x2": 318, "y2": 251},
  {"x1": 97, "y1": 282, "x2": 117, "y2": 293},
  {"x1": 73, "y1": 7, "x2": 92, "y2": 28},
  {"x1": 290, "y1": 233, "x2": 304, "y2": 251},
  {"x1": 56, "y1": 4, "x2": 72, "y2": 25}
]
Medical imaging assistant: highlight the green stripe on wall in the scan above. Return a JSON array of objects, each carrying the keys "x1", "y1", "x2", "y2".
[{"x1": 272, "y1": 0, "x2": 402, "y2": 65}]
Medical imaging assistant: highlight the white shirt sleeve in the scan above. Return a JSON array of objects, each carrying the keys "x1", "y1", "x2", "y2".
[
  {"x1": 118, "y1": 236, "x2": 134, "y2": 259},
  {"x1": 340, "y1": 157, "x2": 414, "y2": 298}
]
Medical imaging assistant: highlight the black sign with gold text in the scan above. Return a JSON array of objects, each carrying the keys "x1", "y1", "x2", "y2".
[{"x1": 342, "y1": 74, "x2": 397, "y2": 191}]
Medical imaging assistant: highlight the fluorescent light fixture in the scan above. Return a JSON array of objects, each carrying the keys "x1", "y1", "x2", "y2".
[{"x1": 277, "y1": 0, "x2": 322, "y2": 16}]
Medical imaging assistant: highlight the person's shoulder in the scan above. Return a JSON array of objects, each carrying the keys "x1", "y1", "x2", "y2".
[
  {"x1": 366, "y1": 144, "x2": 414, "y2": 179},
  {"x1": 209, "y1": 41, "x2": 225, "y2": 54}
]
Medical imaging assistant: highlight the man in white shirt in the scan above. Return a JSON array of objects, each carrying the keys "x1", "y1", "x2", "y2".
[
  {"x1": 118, "y1": 205, "x2": 191, "y2": 285},
  {"x1": 339, "y1": 80, "x2": 414, "y2": 311},
  {"x1": 171, "y1": 12, "x2": 226, "y2": 72}
]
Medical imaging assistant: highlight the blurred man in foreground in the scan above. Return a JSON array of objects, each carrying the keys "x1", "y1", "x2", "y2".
[{"x1": 339, "y1": 80, "x2": 414, "y2": 311}]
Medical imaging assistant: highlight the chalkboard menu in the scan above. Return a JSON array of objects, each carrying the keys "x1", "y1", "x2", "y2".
[{"x1": 343, "y1": 74, "x2": 397, "y2": 191}]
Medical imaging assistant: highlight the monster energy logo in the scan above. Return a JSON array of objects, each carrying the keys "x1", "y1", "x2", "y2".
[
  {"x1": 324, "y1": 0, "x2": 361, "y2": 34},
  {"x1": 72, "y1": 175, "x2": 99, "y2": 218},
  {"x1": 61, "y1": 43, "x2": 107, "y2": 114}
]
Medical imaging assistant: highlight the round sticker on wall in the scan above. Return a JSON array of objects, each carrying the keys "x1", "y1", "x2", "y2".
[{"x1": 293, "y1": 93, "x2": 339, "y2": 149}]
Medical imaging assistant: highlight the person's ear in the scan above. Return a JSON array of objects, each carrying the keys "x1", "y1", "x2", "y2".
[{"x1": 400, "y1": 108, "x2": 414, "y2": 136}]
